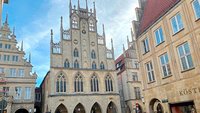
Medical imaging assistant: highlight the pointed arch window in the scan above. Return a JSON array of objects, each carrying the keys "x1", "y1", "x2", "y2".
[
  {"x1": 92, "y1": 62, "x2": 97, "y2": 69},
  {"x1": 72, "y1": 16, "x2": 78, "y2": 28},
  {"x1": 64, "y1": 59, "x2": 70, "y2": 68},
  {"x1": 100, "y1": 62, "x2": 105, "y2": 70},
  {"x1": 91, "y1": 74, "x2": 99, "y2": 92},
  {"x1": 74, "y1": 60, "x2": 79, "y2": 68},
  {"x1": 74, "y1": 73, "x2": 83, "y2": 92},
  {"x1": 56, "y1": 73, "x2": 66, "y2": 92},
  {"x1": 105, "y1": 75, "x2": 113, "y2": 92},
  {"x1": 91, "y1": 50, "x2": 96, "y2": 59},
  {"x1": 74, "y1": 48, "x2": 79, "y2": 57},
  {"x1": 89, "y1": 20, "x2": 95, "y2": 31}
]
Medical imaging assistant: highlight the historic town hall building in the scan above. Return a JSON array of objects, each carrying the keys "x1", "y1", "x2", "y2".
[{"x1": 40, "y1": 0, "x2": 121, "y2": 113}]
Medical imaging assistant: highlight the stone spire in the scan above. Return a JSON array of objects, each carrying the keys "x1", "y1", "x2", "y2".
[
  {"x1": 111, "y1": 38, "x2": 114, "y2": 59},
  {"x1": 21, "y1": 41, "x2": 23, "y2": 51},
  {"x1": 78, "y1": 0, "x2": 80, "y2": 9},
  {"x1": 5, "y1": 13, "x2": 8, "y2": 25},
  {"x1": 93, "y1": 1, "x2": 96, "y2": 17},
  {"x1": 69, "y1": 0, "x2": 72, "y2": 11},
  {"x1": 29, "y1": 52, "x2": 31, "y2": 63},
  {"x1": 60, "y1": 16, "x2": 63, "y2": 40},
  {"x1": 102, "y1": 24, "x2": 105, "y2": 37},
  {"x1": 86, "y1": 0, "x2": 88, "y2": 10},
  {"x1": 102, "y1": 24, "x2": 106, "y2": 45},
  {"x1": 127, "y1": 36, "x2": 129, "y2": 48},
  {"x1": 131, "y1": 28, "x2": 134, "y2": 41},
  {"x1": 51, "y1": 29, "x2": 53, "y2": 43}
]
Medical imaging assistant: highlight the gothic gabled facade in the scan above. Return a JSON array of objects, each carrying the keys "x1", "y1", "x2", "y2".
[{"x1": 41, "y1": 0, "x2": 121, "y2": 113}]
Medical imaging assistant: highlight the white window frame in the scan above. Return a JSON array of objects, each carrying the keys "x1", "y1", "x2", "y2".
[
  {"x1": 18, "y1": 69, "x2": 24, "y2": 77},
  {"x1": 0, "y1": 67, "x2": 4, "y2": 73},
  {"x1": 171, "y1": 13, "x2": 184, "y2": 34},
  {"x1": 142, "y1": 37, "x2": 150, "y2": 54},
  {"x1": 154, "y1": 27, "x2": 164, "y2": 45},
  {"x1": 177, "y1": 42, "x2": 194, "y2": 71},
  {"x1": 15, "y1": 87, "x2": 22, "y2": 99},
  {"x1": 146, "y1": 61, "x2": 155, "y2": 82},
  {"x1": 192, "y1": 0, "x2": 200, "y2": 20},
  {"x1": 159, "y1": 53, "x2": 171, "y2": 77},
  {"x1": 25, "y1": 87, "x2": 31, "y2": 99},
  {"x1": 10, "y1": 68, "x2": 16, "y2": 77}
]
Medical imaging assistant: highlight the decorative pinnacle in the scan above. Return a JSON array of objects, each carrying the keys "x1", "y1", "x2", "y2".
[
  {"x1": 60, "y1": 16, "x2": 63, "y2": 29},
  {"x1": 51, "y1": 29, "x2": 53, "y2": 42},
  {"x1": 21, "y1": 41, "x2": 23, "y2": 51},
  {"x1": 86, "y1": 0, "x2": 88, "y2": 10},
  {"x1": 5, "y1": 13, "x2": 8, "y2": 24},
  {"x1": 13, "y1": 27, "x2": 15, "y2": 35},
  {"x1": 29, "y1": 52, "x2": 31, "y2": 63},
  {"x1": 102, "y1": 24, "x2": 105, "y2": 37}
]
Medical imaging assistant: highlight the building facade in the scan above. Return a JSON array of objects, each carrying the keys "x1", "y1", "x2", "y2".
[
  {"x1": 40, "y1": 0, "x2": 121, "y2": 113},
  {"x1": 0, "y1": 16, "x2": 37, "y2": 113},
  {"x1": 133, "y1": 0, "x2": 200, "y2": 112},
  {"x1": 115, "y1": 37, "x2": 144, "y2": 113}
]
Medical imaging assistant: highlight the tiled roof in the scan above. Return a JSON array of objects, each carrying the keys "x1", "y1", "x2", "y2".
[{"x1": 139, "y1": 0, "x2": 180, "y2": 34}]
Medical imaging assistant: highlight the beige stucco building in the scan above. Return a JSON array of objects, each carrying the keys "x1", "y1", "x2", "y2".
[
  {"x1": 40, "y1": 1, "x2": 121, "y2": 113},
  {"x1": 133, "y1": 0, "x2": 200, "y2": 112},
  {"x1": 0, "y1": 16, "x2": 37, "y2": 113},
  {"x1": 115, "y1": 37, "x2": 144, "y2": 113}
]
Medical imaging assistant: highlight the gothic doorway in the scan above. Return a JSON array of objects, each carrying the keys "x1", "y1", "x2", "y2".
[
  {"x1": 55, "y1": 104, "x2": 68, "y2": 113},
  {"x1": 73, "y1": 103, "x2": 85, "y2": 113},
  {"x1": 15, "y1": 109, "x2": 28, "y2": 113},
  {"x1": 90, "y1": 102, "x2": 102, "y2": 113},
  {"x1": 106, "y1": 102, "x2": 117, "y2": 113},
  {"x1": 149, "y1": 99, "x2": 164, "y2": 113}
]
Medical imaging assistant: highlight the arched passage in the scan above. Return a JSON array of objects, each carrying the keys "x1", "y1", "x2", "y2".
[
  {"x1": 55, "y1": 104, "x2": 68, "y2": 113},
  {"x1": 106, "y1": 102, "x2": 117, "y2": 113},
  {"x1": 15, "y1": 109, "x2": 28, "y2": 113},
  {"x1": 136, "y1": 104, "x2": 142, "y2": 113},
  {"x1": 90, "y1": 102, "x2": 102, "y2": 113},
  {"x1": 73, "y1": 103, "x2": 85, "y2": 113},
  {"x1": 149, "y1": 99, "x2": 164, "y2": 113}
]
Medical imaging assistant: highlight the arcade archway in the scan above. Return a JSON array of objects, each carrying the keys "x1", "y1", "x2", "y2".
[
  {"x1": 106, "y1": 102, "x2": 117, "y2": 113},
  {"x1": 73, "y1": 103, "x2": 85, "y2": 113},
  {"x1": 55, "y1": 104, "x2": 68, "y2": 113},
  {"x1": 90, "y1": 102, "x2": 102, "y2": 113},
  {"x1": 15, "y1": 109, "x2": 28, "y2": 113},
  {"x1": 149, "y1": 99, "x2": 164, "y2": 113}
]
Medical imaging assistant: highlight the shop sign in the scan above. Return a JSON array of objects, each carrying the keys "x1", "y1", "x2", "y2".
[{"x1": 179, "y1": 87, "x2": 200, "y2": 96}]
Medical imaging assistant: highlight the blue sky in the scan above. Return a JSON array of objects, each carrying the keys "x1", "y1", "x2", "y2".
[{"x1": 2, "y1": 0, "x2": 138, "y2": 87}]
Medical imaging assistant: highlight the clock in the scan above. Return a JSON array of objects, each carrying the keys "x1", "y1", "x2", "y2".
[
  {"x1": 73, "y1": 39, "x2": 78, "y2": 44},
  {"x1": 82, "y1": 30, "x2": 86, "y2": 34}
]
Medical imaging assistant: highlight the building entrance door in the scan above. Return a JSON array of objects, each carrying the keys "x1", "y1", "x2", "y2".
[{"x1": 170, "y1": 101, "x2": 196, "y2": 113}]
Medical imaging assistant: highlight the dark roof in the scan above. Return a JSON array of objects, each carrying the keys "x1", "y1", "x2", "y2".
[{"x1": 139, "y1": 0, "x2": 180, "y2": 34}]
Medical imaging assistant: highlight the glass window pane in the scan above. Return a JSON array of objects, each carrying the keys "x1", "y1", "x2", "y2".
[
  {"x1": 187, "y1": 55, "x2": 194, "y2": 68},
  {"x1": 165, "y1": 54, "x2": 169, "y2": 63},
  {"x1": 155, "y1": 30, "x2": 160, "y2": 44},
  {"x1": 184, "y1": 43, "x2": 190, "y2": 54},
  {"x1": 159, "y1": 28, "x2": 164, "y2": 42},
  {"x1": 193, "y1": 0, "x2": 200, "y2": 19},
  {"x1": 177, "y1": 13, "x2": 184, "y2": 30},
  {"x1": 160, "y1": 56, "x2": 165, "y2": 65},
  {"x1": 181, "y1": 57, "x2": 188, "y2": 70},
  {"x1": 178, "y1": 46, "x2": 184, "y2": 57},
  {"x1": 171, "y1": 17, "x2": 178, "y2": 33}
]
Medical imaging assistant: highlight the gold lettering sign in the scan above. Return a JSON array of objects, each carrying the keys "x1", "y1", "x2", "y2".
[{"x1": 179, "y1": 87, "x2": 200, "y2": 96}]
